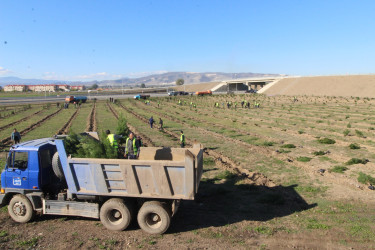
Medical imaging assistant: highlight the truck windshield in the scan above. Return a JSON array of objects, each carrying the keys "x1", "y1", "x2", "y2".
[{"x1": 9, "y1": 151, "x2": 28, "y2": 169}]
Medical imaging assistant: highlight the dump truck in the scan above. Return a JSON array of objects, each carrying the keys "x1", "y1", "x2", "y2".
[
  {"x1": 195, "y1": 90, "x2": 212, "y2": 96},
  {"x1": 0, "y1": 136, "x2": 203, "y2": 234},
  {"x1": 65, "y1": 96, "x2": 88, "y2": 103},
  {"x1": 134, "y1": 94, "x2": 150, "y2": 100}
]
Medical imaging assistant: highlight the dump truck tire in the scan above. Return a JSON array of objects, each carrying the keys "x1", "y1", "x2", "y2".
[
  {"x1": 52, "y1": 152, "x2": 65, "y2": 180},
  {"x1": 8, "y1": 194, "x2": 35, "y2": 223},
  {"x1": 137, "y1": 201, "x2": 171, "y2": 234},
  {"x1": 100, "y1": 198, "x2": 133, "y2": 231}
]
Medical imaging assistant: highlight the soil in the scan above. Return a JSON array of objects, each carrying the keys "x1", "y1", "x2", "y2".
[
  {"x1": 86, "y1": 103, "x2": 97, "y2": 132},
  {"x1": 264, "y1": 75, "x2": 375, "y2": 97}
]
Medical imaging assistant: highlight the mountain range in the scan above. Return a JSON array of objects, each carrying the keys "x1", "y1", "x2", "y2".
[{"x1": 0, "y1": 72, "x2": 281, "y2": 87}]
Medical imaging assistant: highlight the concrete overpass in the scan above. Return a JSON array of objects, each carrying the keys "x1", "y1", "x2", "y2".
[{"x1": 211, "y1": 76, "x2": 286, "y2": 92}]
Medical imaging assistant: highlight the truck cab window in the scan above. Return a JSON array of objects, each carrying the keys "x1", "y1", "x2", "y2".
[
  {"x1": 39, "y1": 149, "x2": 52, "y2": 169},
  {"x1": 11, "y1": 152, "x2": 28, "y2": 169}
]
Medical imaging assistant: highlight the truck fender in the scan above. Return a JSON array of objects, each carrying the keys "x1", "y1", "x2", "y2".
[{"x1": 25, "y1": 194, "x2": 43, "y2": 210}]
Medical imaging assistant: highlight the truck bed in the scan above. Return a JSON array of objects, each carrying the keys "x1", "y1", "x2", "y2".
[{"x1": 55, "y1": 140, "x2": 203, "y2": 200}]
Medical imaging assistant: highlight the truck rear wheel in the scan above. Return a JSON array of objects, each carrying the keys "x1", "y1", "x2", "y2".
[
  {"x1": 8, "y1": 194, "x2": 35, "y2": 223},
  {"x1": 100, "y1": 198, "x2": 133, "y2": 231},
  {"x1": 137, "y1": 201, "x2": 171, "y2": 234}
]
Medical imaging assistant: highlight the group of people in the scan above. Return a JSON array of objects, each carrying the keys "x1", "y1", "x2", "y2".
[
  {"x1": 106, "y1": 127, "x2": 186, "y2": 160},
  {"x1": 178, "y1": 100, "x2": 197, "y2": 109},
  {"x1": 149, "y1": 116, "x2": 164, "y2": 130},
  {"x1": 106, "y1": 130, "x2": 142, "y2": 159},
  {"x1": 213, "y1": 100, "x2": 261, "y2": 109}
]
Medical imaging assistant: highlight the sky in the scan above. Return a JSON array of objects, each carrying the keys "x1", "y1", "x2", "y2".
[{"x1": 1, "y1": 0, "x2": 375, "y2": 81}]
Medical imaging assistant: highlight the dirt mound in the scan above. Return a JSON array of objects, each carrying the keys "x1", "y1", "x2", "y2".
[{"x1": 263, "y1": 75, "x2": 375, "y2": 97}]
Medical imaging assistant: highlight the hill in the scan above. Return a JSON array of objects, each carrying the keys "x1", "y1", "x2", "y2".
[{"x1": 103, "y1": 72, "x2": 280, "y2": 86}]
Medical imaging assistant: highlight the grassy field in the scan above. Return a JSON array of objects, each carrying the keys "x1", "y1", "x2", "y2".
[{"x1": 0, "y1": 95, "x2": 374, "y2": 249}]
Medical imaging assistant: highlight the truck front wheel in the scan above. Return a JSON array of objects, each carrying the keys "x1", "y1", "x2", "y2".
[
  {"x1": 8, "y1": 194, "x2": 35, "y2": 223},
  {"x1": 137, "y1": 201, "x2": 171, "y2": 234},
  {"x1": 100, "y1": 198, "x2": 134, "y2": 231}
]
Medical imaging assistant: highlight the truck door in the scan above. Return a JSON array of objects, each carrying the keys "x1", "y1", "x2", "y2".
[{"x1": 5, "y1": 151, "x2": 29, "y2": 189}]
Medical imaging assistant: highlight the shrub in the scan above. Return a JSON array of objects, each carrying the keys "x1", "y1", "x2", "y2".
[
  {"x1": 115, "y1": 114, "x2": 129, "y2": 144},
  {"x1": 346, "y1": 158, "x2": 368, "y2": 165},
  {"x1": 343, "y1": 129, "x2": 350, "y2": 136},
  {"x1": 355, "y1": 130, "x2": 365, "y2": 138},
  {"x1": 317, "y1": 138, "x2": 336, "y2": 144},
  {"x1": 64, "y1": 132, "x2": 117, "y2": 159},
  {"x1": 278, "y1": 149, "x2": 291, "y2": 153},
  {"x1": 281, "y1": 144, "x2": 296, "y2": 148},
  {"x1": 349, "y1": 143, "x2": 360, "y2": 150},
  {"x1": 297, "y1": 156, "x2": 312, "y2": 162},
  {"x1": 329, "y1": 166, "x2": 348, "y2": 173},
  {"x1": 313, "y1": 151, "x2": 326, "y2": 156},
  {"x1": 347, "y1": 123, "x2": 351, "y2": 128},
  {"x1": 262, "y1": 141, "x2": 275, "y2": 147},
  {"x1": 298, "y1": 130, "x2": 304, "y2": 134},
  {"x1": 358, "y1": 172, "x2": 375, "y2": 185}
]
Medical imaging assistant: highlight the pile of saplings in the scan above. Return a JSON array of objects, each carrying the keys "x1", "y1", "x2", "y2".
[{"x1": 64, "y1": 114, "x2": 129, "y2": 159}]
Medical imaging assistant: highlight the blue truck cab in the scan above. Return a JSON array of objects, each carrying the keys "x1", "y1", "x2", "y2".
[{"x1": 1, "y1": 138, "x2": 56, "y2": 192}]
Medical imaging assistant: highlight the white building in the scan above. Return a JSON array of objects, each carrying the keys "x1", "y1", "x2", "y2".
[{"x1": 4, "y1": 85, "x2": 27, "y2": 92}]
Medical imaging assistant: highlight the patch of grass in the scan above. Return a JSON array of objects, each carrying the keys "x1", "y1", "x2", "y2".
[
  {"x1": 281, "y1": 144, "x2": 296, "y2": 148},
  {"x1": 346, "y1": 158, "x2": 368, "y2": 165},
  {"x1": 355, "y1": 130, "x2": 365, "y2": 138},
  {"x1": 347, "y1": 123, "x2": 352, "y2": 128},
  {"x1": 313, "y1": 150, "x2": 326, "y2": 156},
  {"x1": 295, "y1": 185, "x2": 327, "y2": 195},
  {"x1": 306, "y1": 218, "x2": 331, "y2": 230},
  {"x1": 215, "y1": 170, "x2": 236, "y2": 180},
  {"x1": 203, "y1": 157, "x2": 216, "y2": 166},
  {"x1": 296, "y1": 156, "x2": 312, "y2": 162},
  {"x1": 329, "y1": 166, "x2": 348, "y2": 173},
  {"x1": 349, "y1": 224, "x2": 375, "y2": 241},
  {"x1": 317, "y1": 138, "x2": 336, "y2": 144},
  {"x1": 298, "y1": 130, "x2": 304, "y2": 134},
  {"x1": 349, "y1": 143, "x2": 360, "y2": 149},
  {"x1": 358, "y1": 172, "x2": 375, "y2": 185},
  {"x1": 248, "y1": 226, "x2": 273, "y2": 236},
  {"x1": 17, "y1": 237, "x2": 40, "y2": 247},
  {"x1": 0, "y1": 231, "x2": 7, "y2": 237}
]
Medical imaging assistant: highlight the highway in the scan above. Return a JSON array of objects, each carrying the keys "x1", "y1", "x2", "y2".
[{"x1": 0, "y1": 93, "x2": 169, "y2": 105}]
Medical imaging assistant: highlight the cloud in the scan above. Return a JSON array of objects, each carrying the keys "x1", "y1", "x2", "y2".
[
  {"x1": 76, "y1": 72, "x2": 108, "y2": 80},
  {"x1": 0, "y1": 66, "x2": 12, "y2": 75}
]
